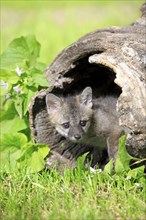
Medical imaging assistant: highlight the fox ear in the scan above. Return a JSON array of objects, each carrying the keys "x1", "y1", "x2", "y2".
[
  {"x1": 80, "y1": 87, "x2": 92, "y2": 108},
  {"x1": 46, "y1": 93, "x2": 62, "y2": 114}
]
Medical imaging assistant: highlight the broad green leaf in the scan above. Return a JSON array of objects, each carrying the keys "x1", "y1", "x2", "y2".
[
  {"x1": 0, "y1": 133, "x2": 27, "y2": 151},
  {"x1": 104, "y1": 159, "x2": 114, "y2": 175},
  {"x1": 29, "y1": 151, "x2": 46, "y2": 173},
  {"x1": 115, "y1": 135, "x2": 133, "y2": 174},
  {"x1": 127, "y1": 166, "x2": 145, "y2": 179},
  {"x1": 17, "y1": 143, "x2": 50, "y2": 173},
  {"x1": 0, "y1": 133, "x2": 27, "y2": 171},
  {"x1": 0, "y1": 36, "x2": 30, "y2": 70},
  {"x1": 37, "y1": 144, "x2": 50, "y2": 158},
  {"x1": 0, "y1": 102, "x2": 18, "y2": 121},
  {"x1": 25, "y1": 35, "x2": 41, "y2": 66},
  {"x1": 29, "y1": 144, "x2": 49, "y2": 173},
  {"x1": 0, "y1": 104, "x2": 27, "y2": 134},
  {"x1": 14, "y1": 98, "x2": 23, "y2": 119},
  {"x1": 0, "y1": 70, "x2": 19, "y2": 84},
  {"x1": 0, "y1": 117, "x2": 27, "y2": 135},
  {"x1": 36, "y1": 62, "x2": 47, "y2": 72},
  {"x1": 0, "y1": 35, "x2": 40, "y2": 70},
  {"x1": 23, "y1": 86, "x2": 37, "y2": 115},
  {"x1": 30, "y1": 68, "x2": 48, "y2": 87},
  {"x1": 16, "y1": 143, "x2": 34, "y2": 162},
  {"x1": 0, "y1": 149, "x2": 22, "y2": 171}
]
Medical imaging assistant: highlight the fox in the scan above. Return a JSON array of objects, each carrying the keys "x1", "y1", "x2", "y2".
[{"x1": 46, "y1": 87, "x2": 124, "y2": 163}]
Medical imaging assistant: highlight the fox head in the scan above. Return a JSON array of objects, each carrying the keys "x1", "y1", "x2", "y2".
[{"x1": 46, "y1": 87, "x2": 93, "y2": 141}]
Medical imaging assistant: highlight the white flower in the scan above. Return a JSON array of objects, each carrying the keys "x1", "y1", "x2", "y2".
[
  {"x1": 135, "y1": 183, "x2": 143, "y2": 188},
  {"x1": 90, "y1": 167, "x2": 96, "y2": 174},
  {"x1": 13, "y1": 86, "x2": 21, "y2": 93},
  {"x1": 98, "y1": 169, "x2": 102, "y2": 173},
  {"x1": 5, "y1": 93, "x2": 11, "y2": 99},
  {"x1": 126, "y1": 176, "x2": 131, "y2": 180},
  {"x1": 15, "y1": 67, "x2": 23, "y2": 76},
  {"x1": 0, "y1": 80, "x2": 8, "y2": 90}
]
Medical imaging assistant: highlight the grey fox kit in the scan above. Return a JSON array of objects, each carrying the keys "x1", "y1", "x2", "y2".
[{"x1": 46, "y1": 87, "x2": 123, "y2": 162}]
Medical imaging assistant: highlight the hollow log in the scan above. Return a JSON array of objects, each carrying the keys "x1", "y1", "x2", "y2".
[{"x1": 29, "y1": 4, "x2": 146, "y2": 170}]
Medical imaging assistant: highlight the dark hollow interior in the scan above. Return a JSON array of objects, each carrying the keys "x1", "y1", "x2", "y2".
[{"x1": 52, "y1": 55, "x2": 122, "y2": 98}]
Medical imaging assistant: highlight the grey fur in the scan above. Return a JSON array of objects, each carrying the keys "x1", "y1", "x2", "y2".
[{"x1": 46, "y1": 87, "x2": 123, "y2": 160}]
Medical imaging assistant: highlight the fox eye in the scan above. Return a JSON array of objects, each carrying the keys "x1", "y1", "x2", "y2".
[
  {"x1": 62, "y1": 122, "x2": 69, "y2": 129},
  {"x1": 80, "y1": 120, "x2": 87, "y2": 127}
]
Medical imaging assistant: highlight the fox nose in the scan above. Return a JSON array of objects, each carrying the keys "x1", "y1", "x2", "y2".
[{"x1": 74, "y1": 134, "x2": 81, "y2": 140}]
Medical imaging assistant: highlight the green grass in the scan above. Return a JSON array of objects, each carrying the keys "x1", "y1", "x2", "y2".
[
  {"x1": 0, "y1": 159, "x2": 145, "y2": 220},
  {"x1": 1, "y1": 1, "x2": 146, "y2": 220}
]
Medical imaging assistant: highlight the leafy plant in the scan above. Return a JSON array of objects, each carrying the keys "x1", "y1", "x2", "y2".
[
  {"x1": 0, "y1": 35, "x2": 145, "y2": 178},
  {"x1": 0, "y1": 35, "x2": 48, "y2": 119},
  {"x1": 0, "y1": 35, "x2": 49, "y2": 173},
  {"x1": 104, "y1": 135, "x2": 133, "y2": 175},
  {"x1": 0, "y1": 133, "x2": 49, "y2": 173}
]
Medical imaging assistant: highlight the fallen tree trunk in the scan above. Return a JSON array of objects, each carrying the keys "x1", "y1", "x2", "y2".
[{"x1": 29, "y1": 3, "x2": 146, "y2": 170}]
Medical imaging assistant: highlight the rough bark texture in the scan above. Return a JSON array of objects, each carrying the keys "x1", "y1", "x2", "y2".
[{"x1": 29, "y1": 4, "x2": 146, "y2": 170}]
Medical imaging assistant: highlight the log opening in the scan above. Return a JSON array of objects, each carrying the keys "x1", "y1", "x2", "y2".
[{"x1": 51, "y1": 54, "x2": 122, "y2": 99}]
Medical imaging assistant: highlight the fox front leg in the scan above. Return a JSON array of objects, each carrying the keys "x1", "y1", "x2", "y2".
[{"x1": 107, "y1": 131, "x2": 123, "y2": 160}]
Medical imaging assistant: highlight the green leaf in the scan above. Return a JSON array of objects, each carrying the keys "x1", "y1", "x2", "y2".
[
  {"x1": 115, "y1": 135, "x2": 133, "y2": 174},
  {"x1": 0, "y1": 104, "x2": 27, "y2": 134},
  {"x1": 23, "y1": 86, "x2": 37, "y2": 115},
  {"x1": 1, "y1": 36, "x2": 29, "y2": 70},
  {"x1": 127, "y1": 166, "x2": 145, "y2": 179},
  {"x1": 0, "y1": 35, "x2": 40, "y2": 70},
  {"x1": 14, "y1": 98, "x2": 23, "y2": 119},
  {"x1": 0, "y1": 133, "x2": 27, "y2": 151},
  {"x1": 17, "y1": 143, "x2": 50, "y2": 173},
  {"x1": 36, "y1": 62, "x2": 47, "y2": 72},
  {"x1": 30, "y1": 151, "x2": 45, "y2": 173},
  {"x1": 37, "y1": 144, "x2": 50, "y2": 158},
  {"x1": 25, "y1": 35, "x2": 41, "y2": 66},
  {"x1": 0, "y1": 133, "x2": 27, "y2": 171},
  {"x1": 0, "y1": 117, "x2": 27, "y2": 135},
  {"x1": 0, "y1": 70, "x2": 19, "y2": 84},
  {"x1": 104, "y1": 159, "x2": 114, "y2": 175},
  {"x1": 30, "y1": 68, "x2": 48, "y2": 87}
]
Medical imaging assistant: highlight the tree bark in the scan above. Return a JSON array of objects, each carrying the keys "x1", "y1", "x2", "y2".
[{"x1": 29, "y1": 3, "x2": 146, "y2": 170}]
